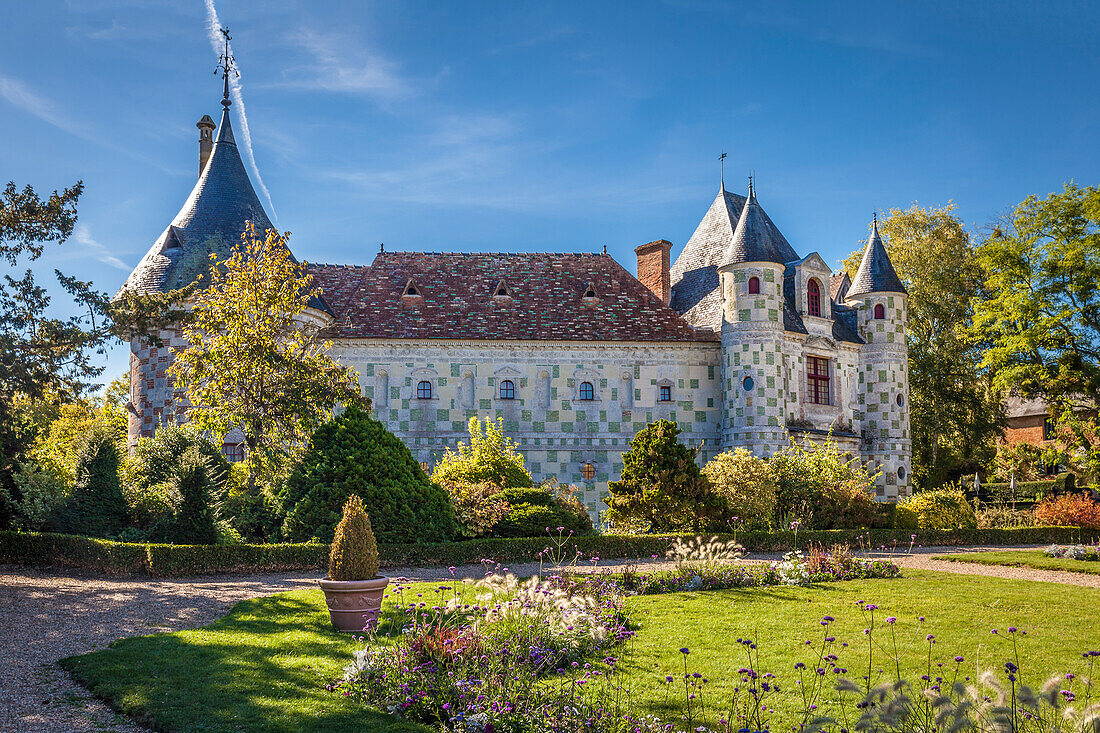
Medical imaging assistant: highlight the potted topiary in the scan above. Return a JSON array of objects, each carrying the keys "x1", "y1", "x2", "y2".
[{"x1": 319, "y1": 495, "x2": 389, "y2": 632}]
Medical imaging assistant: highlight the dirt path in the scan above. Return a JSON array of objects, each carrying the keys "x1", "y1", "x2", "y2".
[{"x1": 2, "y1": 544, "x2": 1096, "y2": 731}]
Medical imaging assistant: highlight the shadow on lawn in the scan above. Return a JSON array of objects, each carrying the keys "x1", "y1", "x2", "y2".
[{"x1": 60, "y1": 591, "x2": 430, "y2": 733}]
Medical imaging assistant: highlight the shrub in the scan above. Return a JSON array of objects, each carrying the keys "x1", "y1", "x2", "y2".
[
  {"x1": 895, "y1": 486, "x2": 977, "y2": 530},
  {"x1": 166, "y1": 447, "x2": 221, "y2": 545},
  {"x1": 280, "y1": 404, "x2": 455, "y2": 543},
  {"x1": 431, "y1": 417, "x2": 533, "y2": 488},
  {"x1": 976, "y1": 504, "x2": 1037, "y2": 529},
  {"x1": 769, "y1": 438, "x2": 879, "y2": 529},
  {"x1": 329, "y1": 494, "x2": 379, "y2": 581},
  {"x1": 1033, "y1": 493, "x2": 1100, "y2": 529},
  {"x1": 10, "y1": 461, "x2": 68, "y2": 531},
  {"x1": 52, "y1": 424, "x2": 126, "y2": 538},
  {"x1": 442, "y1": 481, "x2": 510, "y2": 539},
  {"x1": 490, "y1": 486, "x2": 586, "y2": 538},
  {"x1": 702, "y1": 449, "x2": 777, "y2": 530},
  {"x1": 220, "y1": 461, "x2": 282, "y2": 542},
  {"x1": 605, "y1": 419, "x2": 725, "y2": 532}
]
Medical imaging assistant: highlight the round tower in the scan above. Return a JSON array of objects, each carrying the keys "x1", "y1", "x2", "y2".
[
  {"x1": 717, "y1": 181, "x2": 788, "y2": 455},
  {"x1": 845, "y1": 216, "x2": 911, "y2": 500}
]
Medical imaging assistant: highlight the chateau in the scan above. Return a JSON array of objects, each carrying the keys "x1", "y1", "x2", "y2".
[{"x1": 119, "y1": 85, "x2": 912, "y2": 519}]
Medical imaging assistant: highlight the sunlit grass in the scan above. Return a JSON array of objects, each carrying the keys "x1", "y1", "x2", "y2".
[{"x1": 933, "y1": 549, "x2": 1100, "y2": 575}]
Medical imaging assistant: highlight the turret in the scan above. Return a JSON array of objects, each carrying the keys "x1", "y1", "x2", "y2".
[
  {"x1": 717, "y1": 180, "x2": 788, "y2": 454},
  {"x1": 197, "y1": 115, "x2": 216, "y2": 177},
  {"x1": 845, "y1": 215, "x2": 911, "y2": 499}
]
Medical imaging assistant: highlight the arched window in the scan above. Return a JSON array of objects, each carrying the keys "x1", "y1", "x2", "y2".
[
  {"x1": 807, "y1": 278, "x2": 822, "y2": 317},
  {"x1": 748, "y1": 276, "x2": 760, "y2": 295},
  {"x1": 581, "y1": 463, "x2": 596, "y2": 481},
  {"x1": 579, "y1": 381, "x2": 595, "y2": 401},
  {"x1": 416, "y1": 380, "x2": 432, "y2": 400},
  {"x1": 499, "y1": 379, "x2": 515, "y2": 400},
  {"x1": 874, "y1": 303, "x2": 885, "y2": 320}
]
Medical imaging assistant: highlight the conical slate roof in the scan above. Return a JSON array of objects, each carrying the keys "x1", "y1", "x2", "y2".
[
  {"x1": 118, "y1": 105, "x2": 331, "y2": 314},
  {"x1": 722, "y1": 185, "x2": 792, "y2": 266},
  {"x1": 847, "y1": 218, "x2": 906, "y2": 297}
]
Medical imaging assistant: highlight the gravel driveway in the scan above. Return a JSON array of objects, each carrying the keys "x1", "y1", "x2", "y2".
[{"x1": 2, "y1": 544, "x2": 1096, "y2": 732}]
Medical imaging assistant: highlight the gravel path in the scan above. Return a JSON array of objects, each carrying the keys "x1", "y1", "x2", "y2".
[{"x1": 2, "y1": 544, "x2": 1097, "y2": 731}]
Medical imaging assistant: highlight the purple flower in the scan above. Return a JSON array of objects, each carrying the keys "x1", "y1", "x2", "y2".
[
  {"x1": 865, "y1": 604, "x2": 879, "y2": 611},
  {"x1": 954, "y1": 656, "x2": 965, "y2": 663},
  {"x1": 885, "y1": 616, "x2": 897, "y2": 624},
  {"x1": 681, "y1": 647, "x2": 690, "y2": 655}
]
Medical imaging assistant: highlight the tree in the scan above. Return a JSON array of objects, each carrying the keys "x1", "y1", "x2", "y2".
[
  {"x1": 972, "y1": 184, "x2": 1100, "y2": 479},
  {"x1": 701, "y1": 449, "x2": 777, "y2": 530},
  {"x1": 168, "y1": 223, "x2": 363, "y2": 487},
  {"x1": 279, "y1": 404, "x2": 455, "y2": 543},
  {"x1": 430, "y1": 416, "x2": 534, "y2": 488},
  {"x1": 843, "y1": 204, "x2": 1002, "y2": 488},
  {"x1": 53, "y1": 423, "x2": 126, "y2": 537},
  {"x1": 769, "y1": 438, "x2": 880, "y2": 529},
  {"x1": 604, "y1": 419, "x2": 723, "y2": 532},
  {"x1": 166, "y1": 447, "x2": 221, "y2": 545}
]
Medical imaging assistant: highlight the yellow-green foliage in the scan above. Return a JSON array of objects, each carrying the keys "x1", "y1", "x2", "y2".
[
  {"x1": 431, "y1": 417, "x2": 533, "y2": 488},
  {"x1": 896, "y1": 486, "x2": 977, "y2": 530},
  {"x1": 702, "y1": 449, "x2": 777, "y2": 530},
  {"x1": 328, "y1": 494, "x2": 379, "y2": 581}
]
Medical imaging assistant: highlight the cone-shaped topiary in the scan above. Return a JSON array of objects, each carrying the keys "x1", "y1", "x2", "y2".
[{"x1": 328, "y1": 494, "x2": 379, "y2": 581}]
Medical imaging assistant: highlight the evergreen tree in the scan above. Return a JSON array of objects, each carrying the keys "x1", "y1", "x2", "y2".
[
  {"x1": 604, "y1": 419, "x2": 722, "y2": 532},
  {"x1": 167, "y1": 447, "x2": 220, "y2": 545},
  {"x1": 55, "y1": 424, "x2": 125, "y2": 537}
]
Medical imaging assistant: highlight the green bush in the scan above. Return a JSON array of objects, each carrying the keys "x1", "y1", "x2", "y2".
[
  {"x1": 978, "y1": 472, "x2": 1075, "y2": 504},
  {"x1": 769, "y1": 438, "x2": 880, "y2": 529},
  {"x1": 220, "y1": 461, "x2": 282, "y2": 542},
  {"x1": 430, "y1": 417, "x2": 533, "y2": 488},
  {"x1": 491, "y1": 487, "x2": 592, "y2": 538},
  {"x1": 441, "y1": 481, "x2": 510, "y2": 539},
  {"x1": 280, "y1": 404, "x2": 455, "y2": 544},
  {"x1": 702, "y1": 449, "x2": 777, "y2": 530},
  {"x1": 605, "y1": 419, "x2": 725, "y2": 532},
  {"x1": 329, "y1": 494, "x2": 380, "y2": 581},
  {"x1": 166, "y1": 448, "x2": 220, "y2": 545},
  {"x1": 896, "y1": 486, "x2": 977, "y2": 530},
  {"x1": 10, "y1": 461, "x2": 68, "y2": 531},
  {"x1": 52, "y1": 424, "x2": 126, "y2": 538}
]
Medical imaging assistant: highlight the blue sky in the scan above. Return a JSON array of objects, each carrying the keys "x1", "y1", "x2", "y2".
[{"x1": 2, "y1": 0, "x2": 1098, "y2": 386}]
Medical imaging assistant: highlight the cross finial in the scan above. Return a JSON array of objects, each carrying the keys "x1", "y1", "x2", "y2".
[
  {"x1": 380, "y1": 242, "x2": 385, "y2": 253},
  {"x1": 718, "y1": 152, "x2": 727, "y2": 190},
  {"x1": 873, "y1": 211, "x2": 878, "y2": 229},
  {"x1": 215, "y1": 27, "x2": 238, "y2": 109}
]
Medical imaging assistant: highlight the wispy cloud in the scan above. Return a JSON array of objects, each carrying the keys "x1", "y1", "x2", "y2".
[
  {"x1": 73, "y1": 224, "x2": 131, "y2": 271},
  {"x1": 279, "y1": 27, "x2": 411, "y2": 98},
  {"x1": 203, "y1": 0, "x2": 278, "y2": 222}
]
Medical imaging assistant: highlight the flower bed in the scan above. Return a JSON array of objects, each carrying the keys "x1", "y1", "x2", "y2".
[{"x1": 1043, "y1": 544, "x2": 1100, "y2": 560}]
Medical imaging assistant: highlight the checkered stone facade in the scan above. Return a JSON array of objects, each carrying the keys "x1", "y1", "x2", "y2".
[
  {"x1": 127, "y1": 326, "x2": 190, "y2": 450},
  {"x1": 329, "y1": 339, "x2": 723, "y2": 519}
]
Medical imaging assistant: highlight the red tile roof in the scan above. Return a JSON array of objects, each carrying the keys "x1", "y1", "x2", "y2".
[{"x1": 308, "y1": 252, "x2": 716, "y2": 343}]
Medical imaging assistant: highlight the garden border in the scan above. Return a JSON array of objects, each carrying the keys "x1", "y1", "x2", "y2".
[{"x1": 3, "y1": 527, "x2": 1099, "y2": 577}]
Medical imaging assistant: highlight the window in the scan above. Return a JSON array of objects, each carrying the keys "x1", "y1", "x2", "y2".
[
  {"x1": 807, "y1": 356, "x2": 831, "y2": 405},
  {"x1": 402, "y1": 279, "x2": 421, "y2": 297},
  {"x1": 874, "y1": 303, "x2": 885, "y2": 319},
  {"x1": 581, "y1": 463, "x2": 596, "y2": 481},
  {"x1": 582, "y1": 281, "x2": 598, "y2": 299},
  {"x1": 898, "y1": 466, "x2": 907, "y2": 481},
  {"x1": 1043, "y1": 418, "x2": 1055, "y2": 441},
  {"x1": 579, "y1": 381, "x2": 595, "y2": 401},
  {"x1": 659, "y1": 385, "x2": 672, "y2": 402},
  {"x1": 896, "y1": 393, "x2": 904, "y2": 407},
  {"x1": 807, "y1": 278, "x2": 822, "y2": 317},
  {"x1": 493, "y1": 280, "x2": 512, "y2": 298},
  {"x1": 222, "y1": 442, "x2": 245, "y2": 463},
  {"x1": 417, "y1": 380, "x2": 433, "y2": 399},
  {"x1": 742, "y1": 376, "x2": 755, "y2": 392},
  {"x1": 748, "y1": 276, "x2": 760, "y2": 295},
  {"x1": 499, "y1": 379, "x2": 515, "y2": 400}
]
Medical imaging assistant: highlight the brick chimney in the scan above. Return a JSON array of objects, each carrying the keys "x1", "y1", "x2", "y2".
[
  {"x1": 197, "y1": 115, "x2": 216, "y2": 177},
  {"x1": 634, "y1": 239, "x2": 672, "y2": 305}
]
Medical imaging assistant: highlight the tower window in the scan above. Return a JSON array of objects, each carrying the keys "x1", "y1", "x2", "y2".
[
  {"x1": 874, "y1": 303, "x2": 885, "y2": 319},
  {"x1": 742, "y1": 376, "x2": 755, "y2": 392},
  {"x1": 579, "y1": 381, "x2": 595, "y2": 401},
  {"x1": 807, "y1": 278, "x2": 822, "y2": 317},
  {"x1": 222, "y1": 442, "x2": 245, "y2": 463},
  {"x1": 748, "y1": 276, "x2": 760, "y2": 295},
  {"x1": 417, "y1": 380, "x2": 433, "y2": 400},
  {"x1": 896, "y1": 393, "x2": 904, "y2": 407},
  {"x1": 499, "y1": 379, "x2": 515, "y2": 400},
  {"x1": 581, "y1": 463, "x2": 596, "y2": 481},
  {"x1": 807, "y1": 356, "x2": 831, "y2": 405},
  {"x1": 659, "y1": 385, "x2": 672, "y2": 402}
]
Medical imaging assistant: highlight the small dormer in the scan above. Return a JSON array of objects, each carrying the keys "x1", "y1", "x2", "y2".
[
  {"x1": 581, "y1": 280, "x2": 599, "y2": 303},
  {"x1": 402, "y1": 279, "x2": 423, "y2": 298},
  {"x1": 790, "y1": 252, "x2": 833, "y2": 321},
  {"x1": 491, "y1": 279, "x2": 513, "y2": 299}
]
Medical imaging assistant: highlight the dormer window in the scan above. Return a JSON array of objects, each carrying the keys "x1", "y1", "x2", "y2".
[
  {"x1": 579, "y1": 381, "x2": 595, "y2": 401},
  {"x1": 581, "y1": 281, "x2": 599, "y2": 300},
  {"x1": 748, "y1": 276, "x2": 760, "y2": 295},
  {"x1": 874, "y1": 303, "x2": 885, "y2": 320},
  {"x1": 492, "y1": 280, "x2": 513, "y2": 299},
  {"x1": 499, "y1": 379, "x2": 515, "y2": 400},
  {"x1": 807, "y1": 278, "x2": 822, "y2": 317},
  {"x1": 402, "y1": 279, "x2": 422, "y2": 297},
  {"x1": 416, "y1": 380, "x2": 433, "y2": 399}
]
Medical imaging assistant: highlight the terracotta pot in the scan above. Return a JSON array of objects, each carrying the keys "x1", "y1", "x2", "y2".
[{"x1": 318, "y1": 576, "x2": 390, "y2": 632}]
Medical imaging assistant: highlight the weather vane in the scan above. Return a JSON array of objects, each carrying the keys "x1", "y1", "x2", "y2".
[
  {"x1": 718, "y1": 151, "x2": 727, "y2": 188},
  {"x1": 215, "y1": 27, "x2": 238, "y2": 108}
]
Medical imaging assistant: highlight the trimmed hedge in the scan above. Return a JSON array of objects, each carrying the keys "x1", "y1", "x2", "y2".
[
  {"x1": 975, "y1": 472, "x2": 1075, "y2": 504},
  {"x1": 6, "y1": 526, "x2": 1100, "y2": 577}
]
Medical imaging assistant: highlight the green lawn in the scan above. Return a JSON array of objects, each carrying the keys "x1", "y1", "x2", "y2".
[
  {"x1": 932, "y1": 549, "x2": 1100, "y2": 575},
  {"x1": 63, "y1": 571, "x2": 1100, "y2": 732}
]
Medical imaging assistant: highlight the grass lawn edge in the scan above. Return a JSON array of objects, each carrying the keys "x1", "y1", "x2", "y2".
[{"x1": 931, "y1": 550, "x2": 1100, "y2": 576}]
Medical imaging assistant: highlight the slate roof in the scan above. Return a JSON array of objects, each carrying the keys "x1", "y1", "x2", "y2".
[
  {"x1": 724, "y1": 186, "x2": 794, "y2": 266},
  {"x1": 847, "y1": 220, "x2": 906, "y2": 297},
  {"x1": 308, "y1": 252, "x2": 716, "y2": 343},
  {"x1": 669, "y1": 186, "x2": 797, "y2": 331},
  {"x1": 117, "y1": 105, "x2": 330, "y2": 314}
]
